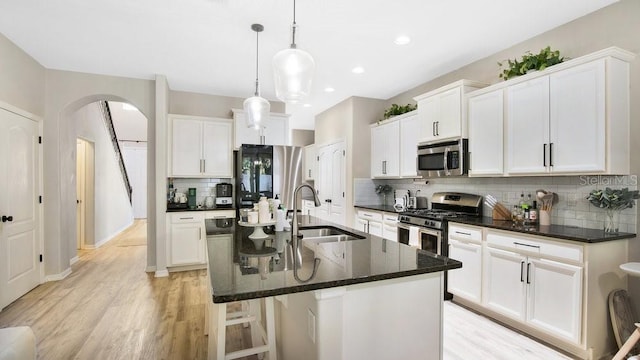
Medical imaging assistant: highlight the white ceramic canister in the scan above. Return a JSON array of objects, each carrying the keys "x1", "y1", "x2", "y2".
[
  {"x1": 258, "y1": 196, "x2": 271, "y2": 223},
  {"x1": 248, "y1": 211, "x2": 259, "y2": 224}
]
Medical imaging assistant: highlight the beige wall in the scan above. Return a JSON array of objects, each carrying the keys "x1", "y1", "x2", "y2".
[
  {"x1": 352, "y1": 97, "x2": 386, "y2": 179},
  {"x1": 0, "y1": 33, "x2": 45, "y2": 116},
  {"x1": 169, "y1": 90, "x2": 286, "y2": 118},
  {"x1": 291, "y1": 129, "x2": 314, "y2": 147}
]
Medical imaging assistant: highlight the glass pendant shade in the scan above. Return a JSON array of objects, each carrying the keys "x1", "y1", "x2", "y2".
[
  {"x1": 273, "y1": 46, "x2": 315, "y2": 104},
  {"x1": 243, "y1": 95, "x2": 270, "y2": 129}
]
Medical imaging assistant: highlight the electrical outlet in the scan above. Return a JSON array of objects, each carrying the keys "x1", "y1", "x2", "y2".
[
  {"x1": 307, "y1": 309, "x2": 316, "y2": 343},
  {"x1": 567, "y1": 193, "x2": 578, "y2": 207}
]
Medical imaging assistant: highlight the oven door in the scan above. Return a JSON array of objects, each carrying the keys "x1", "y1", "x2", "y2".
[
  {"x1": 418, "y1": 227, "x2": 442, "y2": 255},
  {"x1": 416, "y1": 139, "x2": 466, "y2": 177},
  {"x1": 397, "y1": 223, "x2": 420, "y2": 247}
]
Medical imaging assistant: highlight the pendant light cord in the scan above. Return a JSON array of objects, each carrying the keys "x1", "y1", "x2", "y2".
[
  {"x1": 254, "y1": 28, "x2": 260, "y2": 96},
  {"x1": 290, "y1": 0, "x2": 297, "y2": 48}
]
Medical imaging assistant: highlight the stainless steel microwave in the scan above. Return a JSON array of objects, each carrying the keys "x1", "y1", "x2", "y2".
[{"x1": 416, "y1": 139, "x2": 468, "y2": 177}]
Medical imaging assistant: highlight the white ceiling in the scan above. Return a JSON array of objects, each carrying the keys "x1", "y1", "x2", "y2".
[{"x1": 0, "y1": 0, "x2": 618, "y2": 130}]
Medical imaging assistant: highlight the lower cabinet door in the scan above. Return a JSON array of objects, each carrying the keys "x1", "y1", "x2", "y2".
[
  {"x1": 368, "y1": 220, "x2": 383, "y2": 237},
  {"x1": 448, "y1": 239, "x2": 482, "y2": 303},
  {"x1": 526, "y1": 257, "x2": 583, "y2": 343},
  {"x1": 169, "y1": 223, "x2": 204, "y2": 266},
  {"x1": 483, "y1": 247, "x2": 527, "y2": 321}
]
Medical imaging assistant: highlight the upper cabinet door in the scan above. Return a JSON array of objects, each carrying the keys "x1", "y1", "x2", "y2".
[
  {"x1": 468, "y1": 89, "x2": 504, "y2": 176},
  {"x1": 399, "y1": 113, "x2": 421, "y2": 177},
  {"x1": 549, "y1": 59, "x2": 606, "y2": 173},
  {"x1": 202, "y1": 119, "x2": 233, "y2": 178},
  {"x1": 418, "y1": 96, "x2": 439, "y2": 143},
  {"x1": 171, "y1": 118, "x2": 203, "y2": 176},
  {"x1": 370, "y1": 120, "x2": 400, "y2": 178},
  {"x1": 506, "y1": 77, "x2": 550, "y2": 175},
  {"x1": 436, "y1": 87, "x2": 462, "y2": 140},
  {"x1": 304, "y1": 144, "x2": 317, "y2": 181}
]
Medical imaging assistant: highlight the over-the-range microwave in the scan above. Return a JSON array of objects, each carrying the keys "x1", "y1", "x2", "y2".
[{"x1": 416, "y1": 138, "x2": 468, "y2": 177}]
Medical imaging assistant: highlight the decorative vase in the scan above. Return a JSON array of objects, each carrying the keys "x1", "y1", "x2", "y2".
[{"x1": 604, "y1": 208, "x2": 621, "y2": 234}]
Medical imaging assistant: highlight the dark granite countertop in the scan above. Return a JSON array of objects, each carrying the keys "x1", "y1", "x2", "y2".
[
  {"x1": 166, "y1": 205, "x2": 235, "y2": 212},
  {"x1": 449, "y1": 216, "x2": 636, "y2": 243},
  {"x1": 206, "y1": 215, "x2": 461, "y2": 303},
  {"x1": 354, "y1": 204, "x2": 403, "y2": 213}
]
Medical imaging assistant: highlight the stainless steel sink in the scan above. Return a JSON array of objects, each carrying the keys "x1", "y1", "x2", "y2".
[{"x1": 299, "y1": 226, "x2": 365, "y2": 243}]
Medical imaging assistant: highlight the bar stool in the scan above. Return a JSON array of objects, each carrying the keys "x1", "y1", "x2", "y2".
[{"x1": 208, "y1": 297, "x2": 277, "y2": 360}]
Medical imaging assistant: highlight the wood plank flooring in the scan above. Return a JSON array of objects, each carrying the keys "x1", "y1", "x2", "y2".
[{"x1": 0, "y1": 220, "x2": 578, "y2": 360}]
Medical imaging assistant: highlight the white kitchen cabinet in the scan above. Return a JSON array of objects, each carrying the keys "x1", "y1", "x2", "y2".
[
  {"x1": 370, "y1": 121, "x2": 399, "y2": 178},
  {"x1": 399, "y1": 112, "x2": 421, "y2": 177},
  {"x1": 316, "y1": 141, "x2": 346, "y2": 225},
  {"x1": 355, "y1": 210, "x2": 383, "y2": 237},
  {"x1": 483, "y1": 231, "x2": 583, "y2": 344},
  {"x1": 169, "y1": 115, "x2": 233, "y2": 178},
  {"x1": 414, "y1": 80, "x2": 486, "y2": 143},
  {"x1": 232, "y1": 109, "x2": 290, "y2": 148},
  {"x1": 303, "y1": 144, "x2": 317, "y2": 181},
  {"x1": 447, "y1": 224, "x2": 483, "y2": 304},
  {"x1": 382, "y1": 213, "x2": 398, "y2": 241},
  {"x1": 503, "y1": 51, "x2": 631, "y2": 175},
  {"x1": 166, "y1": 212, "x2": 205, "y2": 267},
  {"x1": 468, "y1": 89, "x2": 504, "y2": 176}
]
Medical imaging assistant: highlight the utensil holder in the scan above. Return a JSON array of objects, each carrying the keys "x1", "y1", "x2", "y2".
[{"x1": 539, "y1": 210, "x2": 551, "y2": 226}]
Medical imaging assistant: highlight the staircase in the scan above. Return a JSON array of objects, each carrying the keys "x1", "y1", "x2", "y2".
[{"x1": 99, "y1": 101, "x2": 132, "y2": 204}]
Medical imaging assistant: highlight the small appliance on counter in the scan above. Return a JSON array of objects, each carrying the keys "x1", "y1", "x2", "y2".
[
  {"x1": 187, "y1": 188, "x2": 197, "y2": 209},
  {"x1": 216, "y1": 183, "x2": 233, "y2": 208}
]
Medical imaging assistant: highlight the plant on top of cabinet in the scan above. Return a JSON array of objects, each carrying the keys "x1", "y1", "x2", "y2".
[
  {"x1": 498, "y1": 46, "x2": 565, "y2": 80},
  {"x1": 381, "y1": 103, "x2": 417, "y2": 121}
]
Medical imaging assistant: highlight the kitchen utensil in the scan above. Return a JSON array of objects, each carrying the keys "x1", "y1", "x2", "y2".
[
  {"x1": 204, "y1": 196, "x2": 214, "y2": 208},
  {"x1": 407, "y1": 196, "x2": 417, "y2": 209},
  {"x1": 416, "y1": 196, "x2": 428, "y2": 209}
]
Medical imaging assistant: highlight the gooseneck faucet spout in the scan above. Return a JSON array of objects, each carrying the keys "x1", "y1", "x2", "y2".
[{"x1": 292, "y1": 183, "x2": 322, "y2": 283}]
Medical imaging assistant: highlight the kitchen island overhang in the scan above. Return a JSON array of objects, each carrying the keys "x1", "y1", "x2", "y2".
[{"x1": 206, "y1": 215, "x2": 462, "y2": 360}]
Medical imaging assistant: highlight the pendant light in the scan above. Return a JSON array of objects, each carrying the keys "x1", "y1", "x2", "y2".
[
  {"x1": 243, "y1": 24, "x2": 270, "y2": 129},
  {"x1": 272, "y1": 0, "x2": 315, "y2": 104}
]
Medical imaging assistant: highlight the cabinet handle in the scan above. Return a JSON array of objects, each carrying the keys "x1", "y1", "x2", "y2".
[
  {"x1": 363, "y1": 214, "x2": 372, "y2": 218},
  {"x1": 455, "y1": 231, "x2": 471, "y2": 236},
  {"x1": 549, "y1": 143, "x2": 554, "y2": 167},
  {"x1": 308, "y1": 169, "x2": 311, "y2": 178},
  {"x1": 526, "y1": 262, "x2": 531, "y2": 284},
  {"x1": 520, "y1": 261, "x2": 525, "y2": 282},
  {"x1": 202, "y1": 159, "x2": 206, "y2": 173},
  {"x1": 180, "y1": 217, "x2": 194, "y2": 220},
  {"x1": 436, "y1": 121, "x2": 439, "y2": 136},
  {"x1": 513, "y1": 241, "x2": 540, "y2": 249},
  {"x1": 543, "y1": 144, "x2": 547, "y2": 167},
  {"x1": 432, "y1": 122, "x2": 436, "y2": 137}
]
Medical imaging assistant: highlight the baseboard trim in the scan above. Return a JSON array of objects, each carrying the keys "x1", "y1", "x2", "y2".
[
  {"x1": 145, "y1": 265, "x2": 157, "y2": 273},
  {"x1": 155, "y1": 269, "x2": 169, "y2": 278},
  {"x1": 70, "y1": 256, "x2": 79, "y2": 265},
  {"x1": 45, "y1": 267, "x2": 72, "y2": 282}
]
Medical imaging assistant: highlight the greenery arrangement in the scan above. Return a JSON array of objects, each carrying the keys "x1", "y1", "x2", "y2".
[
  {"x1": 375, "y1": 184, "x2": 392, "y2": 195},
  {"x1": 382, "y1": 103, "x2": 417, "y2": 120},
  {"x1": 498, "y1": 46, "x2": 565, "y2": 81},
  {"x1": 586, "y1": 187, "x2": 640, "y2": 210}
]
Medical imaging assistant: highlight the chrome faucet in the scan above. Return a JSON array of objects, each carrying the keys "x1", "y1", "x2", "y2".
[{"x1": 292, "y1": 183, "x2": 322, "y2": 283}]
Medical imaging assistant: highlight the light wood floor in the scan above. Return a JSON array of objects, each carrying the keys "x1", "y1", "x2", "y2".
[{"x1": 0, "y1": 220, "x2": 577, "y2": 360}]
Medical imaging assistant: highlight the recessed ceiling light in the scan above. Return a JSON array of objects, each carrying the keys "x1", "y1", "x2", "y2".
[
  {"x1": 303, "y1": 103, "x2": 311, "y2": 108},
  {"x1": 394, "y1": 36, "x2": 411, "y2": 45},
  {"x1": 352, "y1": 66, "x2": 365, "y2": 74},
  {"x1": 324, "y1": 87, "x2": 335, "y2": 93}
]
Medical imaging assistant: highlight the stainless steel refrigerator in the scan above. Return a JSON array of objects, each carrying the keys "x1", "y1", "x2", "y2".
[{"x1": 236, "y1": 144, "x2": 311, "y2": 211}]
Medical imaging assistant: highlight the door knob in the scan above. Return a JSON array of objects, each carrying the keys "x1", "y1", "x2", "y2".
[{"x1": 2, "y1": 215, "x2": 13, "y2": 222}]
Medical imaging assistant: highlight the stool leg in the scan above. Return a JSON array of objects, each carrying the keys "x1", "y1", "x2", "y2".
[
  {"x1": 216, "y1": 303, "x2": 227, "y2": 360},
  {"x1": 613, "y1": 325, "x2": 640, "y2": 360},
  {"x1": 265, "y1": 297, "x2": 277, "y2": 360},
  {"x1": 247, "y1": 299, "x2": 264, "y2": 360}
]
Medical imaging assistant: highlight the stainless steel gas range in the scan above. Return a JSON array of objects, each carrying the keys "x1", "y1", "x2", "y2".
[{"x1": 397, "y1": 192, "x2": 483, "y2": 299}]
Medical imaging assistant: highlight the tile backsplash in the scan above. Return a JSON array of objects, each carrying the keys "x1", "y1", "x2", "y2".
[
  {"x1": 354, "y1": 175, "x2": 638, "y2": 233},
  {"x1": 170, "y1": 178, "x2": 234, "y2": 207}
]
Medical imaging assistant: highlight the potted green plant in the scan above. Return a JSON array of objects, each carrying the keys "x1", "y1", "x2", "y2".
[
  {"x1": 382, "y1": 103, "x2": 417, "y2": 121},
  {"x1": 498, "y1": 46, "x2": 565, "y2": 81},
  {"x1": 375, "y1": 184, "x2": 393, "y2": 206},
  {"x1": 586, "y1": 187, "x2": 640, "y2": 233}
]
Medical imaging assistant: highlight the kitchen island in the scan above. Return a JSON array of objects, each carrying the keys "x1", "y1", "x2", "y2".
[{"x1": 206, "y1": 215, "x2": 461, "y2": 360}]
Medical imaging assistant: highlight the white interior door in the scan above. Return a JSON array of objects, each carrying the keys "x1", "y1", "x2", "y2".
[
  {"x1": 0, "y1": 108, "x2": 40, "y2": 309},
  {"x1": 76, "y1": 139, "x2": 86, "y2": 249}
]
